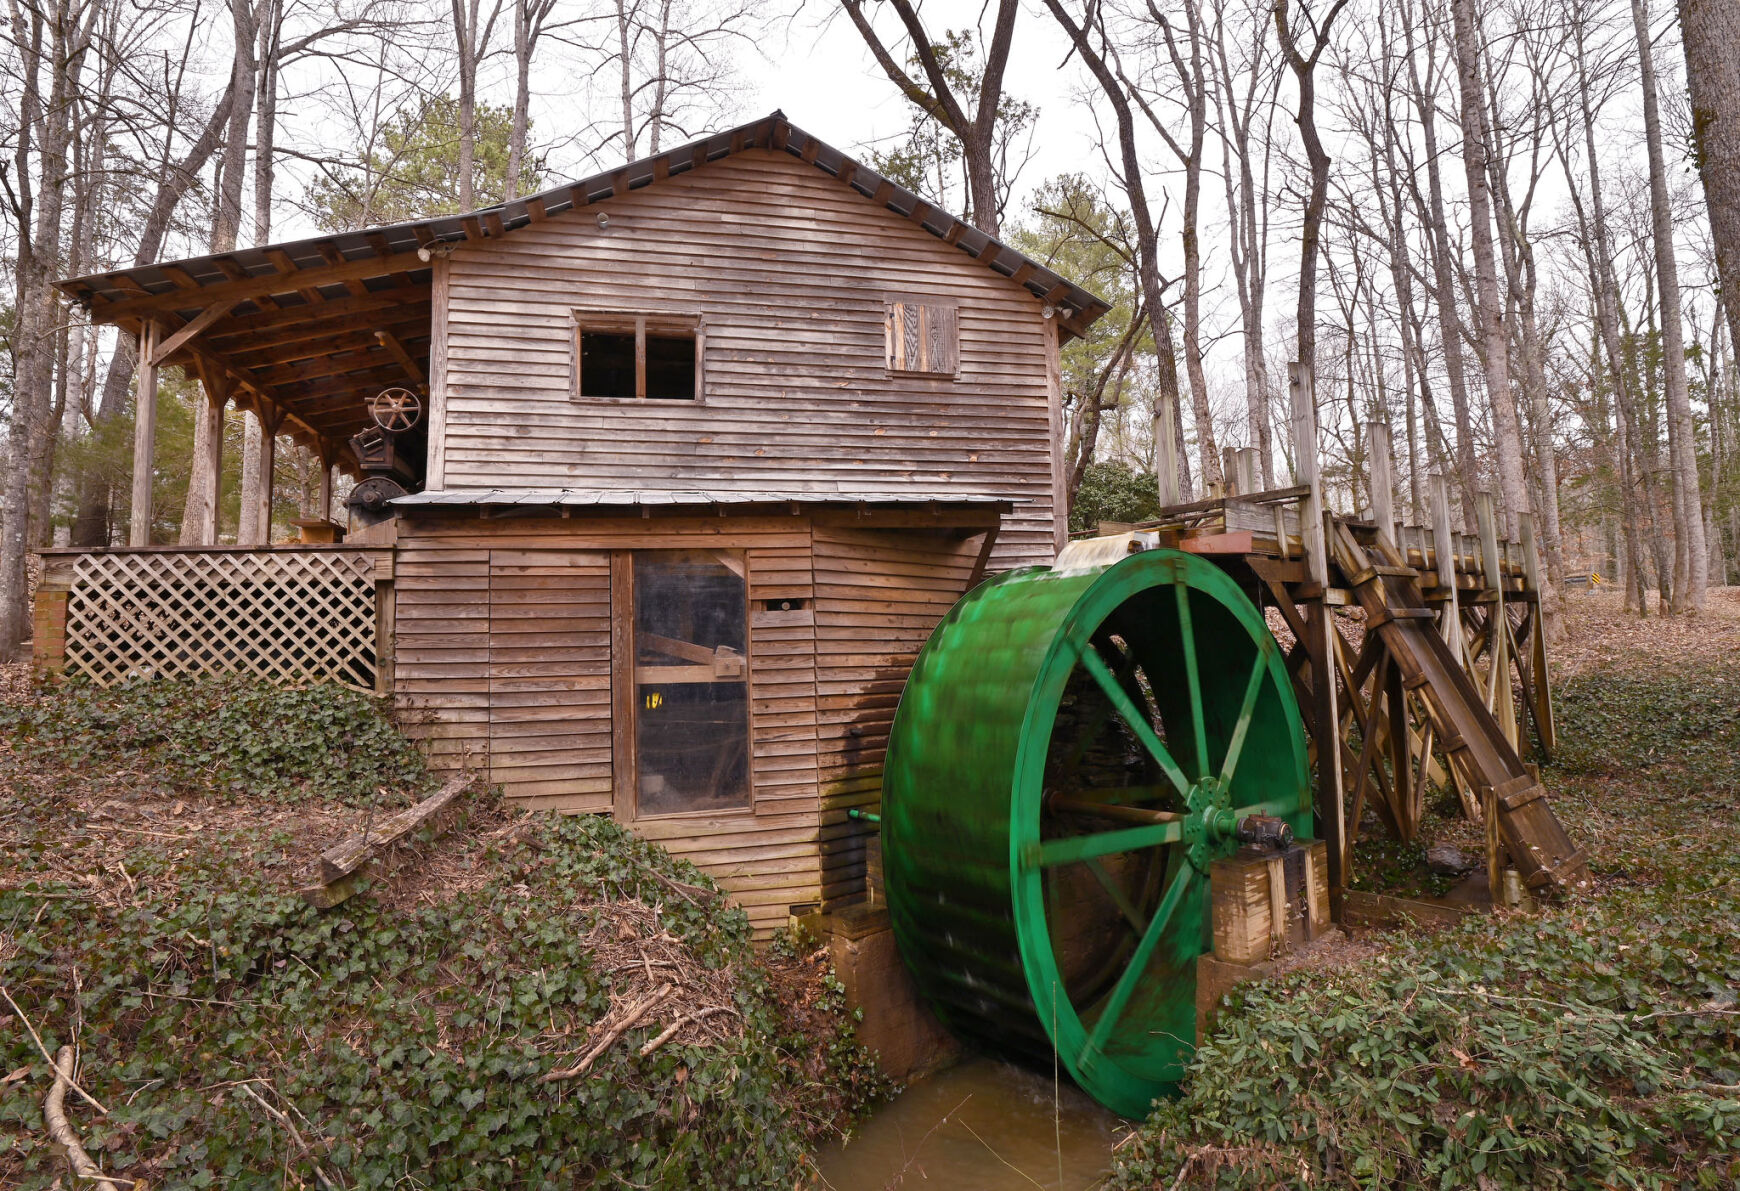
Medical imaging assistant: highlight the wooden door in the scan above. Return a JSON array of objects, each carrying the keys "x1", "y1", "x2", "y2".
[{"x1": 487, "y1": 549, "x2": 613, "y2": 809}]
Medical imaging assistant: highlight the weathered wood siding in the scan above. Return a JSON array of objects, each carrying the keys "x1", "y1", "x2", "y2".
[
  {"x1": 486, "y1": 549, "x2": 612, "y2": 808},
  {"x1": 394, "y1": 513, "x2": 821, "y2": 935},
  {"x1": 392, "y1": 511, "x2": 983, "y2": 933},
  {"x1": 432, "y1": 149, "x2": 1060, "y2": 566},
  {"x1": 812, "y1": 522, "x2": 982, "y2": 908}
]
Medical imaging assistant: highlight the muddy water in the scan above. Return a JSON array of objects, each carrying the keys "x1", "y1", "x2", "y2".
[{"x1": 816, "y1": 1056, "x2": 1127, "y2": 1190}]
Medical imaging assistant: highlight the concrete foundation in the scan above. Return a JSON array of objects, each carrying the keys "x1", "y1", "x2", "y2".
[{"x1": 810, "y1": 903, "x2": 961, "y2": 1083}]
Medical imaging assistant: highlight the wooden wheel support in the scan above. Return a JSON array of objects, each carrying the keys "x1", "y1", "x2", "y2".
[{"x1": 1103, "y1": 415, "x2": 1590, "y2": 912}]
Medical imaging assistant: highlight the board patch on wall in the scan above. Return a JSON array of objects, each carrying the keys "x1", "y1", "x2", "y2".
[{"x1": 885, "y1": 301, "x2": 958, "y2": 375}]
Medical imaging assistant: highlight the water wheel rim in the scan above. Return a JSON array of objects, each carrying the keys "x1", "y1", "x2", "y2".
[{"x1": 1007, "y1": 550, "x2": 1308, "y2": 1115}]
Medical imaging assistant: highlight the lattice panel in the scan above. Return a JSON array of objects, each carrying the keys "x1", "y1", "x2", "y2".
[{"x1": 64, "y1": 550, "x2": 379, "y2": 692}]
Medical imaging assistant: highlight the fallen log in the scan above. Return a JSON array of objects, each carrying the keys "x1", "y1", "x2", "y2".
[
  {"x1": 45, "y1": 1046, "x2": 130, "y2": 1188},
  {"x1": 299, "y1": 774, "x2": 474, "y2": 909}
]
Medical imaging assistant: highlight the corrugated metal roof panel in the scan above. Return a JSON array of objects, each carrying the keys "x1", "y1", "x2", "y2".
[
  {"x1": 391, "y1": 488, "x2": 1020, "y2": 508},
  {"x1": 56, "y1": 111, "x2": 1111, "y2": 340}
]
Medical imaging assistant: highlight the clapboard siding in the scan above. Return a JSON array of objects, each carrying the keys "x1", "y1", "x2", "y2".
[
  {"x1": 487, "y1": 550, "x2": 613, "y2": 810},
  {"x1": 435, "y1": 150, "x2": 1060, "y2": 567},
  {"x1": 811, "y1": 524, "x2": 982, "y2": 909},
  {"x1": 393, "y1": 513, "x2": 832, "y2": 935}
]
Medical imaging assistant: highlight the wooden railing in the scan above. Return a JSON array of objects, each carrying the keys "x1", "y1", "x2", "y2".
[{"x1": 33, "y1": 546, "x2": 394, "y2": 694}]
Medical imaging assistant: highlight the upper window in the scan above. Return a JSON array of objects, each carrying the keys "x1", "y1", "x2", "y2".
[
  {"x1": 885, "y1": 299, "x2": 958, "y2": 376},
  {"x1": 574, "y1": 312, "x2": 700, "y2": 400}
]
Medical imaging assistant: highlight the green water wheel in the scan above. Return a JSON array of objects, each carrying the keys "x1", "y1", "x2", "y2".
[{"x1": 881, "y1": 547, "x2": 1311, "y2": 1118}]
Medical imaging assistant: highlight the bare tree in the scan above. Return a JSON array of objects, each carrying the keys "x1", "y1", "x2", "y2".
[
  {"x1": 1042, "y1": 0, "x2": 1196, "y2": 501},
  {"x1": 451, "y1": 0, "x2": 502, "y2": 209},
  {"x1": 1211, "y1": 0, "x2": 1281, "y2": 485},
  {"x1": 1449, "y1": 0, "x2": 1531, "y2": 534},
  {"x1": 1631, "y1": 0, "x2": 1707, "y2": 610},
  {"x1": 840, "y1": 0, "x2": 1020, "y2": 235},
  {"x1": 507, "y1": 0, "x2": 558, "y2": 196},
  {"x1": 1400, "y1": 0, "x2": 1481, "y2": 525},
  {"x1": 1, "y1": 0, "x2": 99, "y2": 656},
  {"x1": 1119, "y1": 0, "x2": 1222, "y2": 488},
  {"x1": 1273, "y1": 0, "x2": 1351, "y2": 374}
]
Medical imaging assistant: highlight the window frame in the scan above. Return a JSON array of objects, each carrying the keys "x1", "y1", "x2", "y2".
[
  {"x1": 610, "y1": 547, "x2": 755, "y2": 823},
  {"x1": 571, "y1": 309, "x2": 705, "y2": 402}
]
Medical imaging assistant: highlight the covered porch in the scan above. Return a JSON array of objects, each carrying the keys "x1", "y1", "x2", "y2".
[{"x1": 56, "y1": 225, "x2": 442, "y2": 547}]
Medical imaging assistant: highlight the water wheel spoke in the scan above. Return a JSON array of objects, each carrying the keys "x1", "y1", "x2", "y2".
[
  {"x1": 1081, "y1": 863, "x2": 1195, "y2": 1067},
  {"x1": 1083, "y1": 858, "x2": 1147, "y2": 936},
  {"x1": 1217, "y1": 646, "x2": 1271, "y2": 787},
  {"x1": 1030, "y1": 819, "x2": 1183, "y2": 869},
  {"x1": 1049, "y1": 786, "x2": 1173, "y2": 812},
  {"x1": 1077, "y1": 642, "x2": 1191, "y2": 800},
  {"x1": 1174, "y1": 581, "x2": 1210, "y2": 779}
]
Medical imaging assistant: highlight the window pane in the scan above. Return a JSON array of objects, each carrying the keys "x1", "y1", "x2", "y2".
[
  {"x1": 580, "y1": 330, "x2": 636, "y2": 397},
  {"x1": 633, "y1": 551, "x2": 750, "y2": 815},
  {"x1": 645, "y1": 334, "x2": 696, "y2": 399}
]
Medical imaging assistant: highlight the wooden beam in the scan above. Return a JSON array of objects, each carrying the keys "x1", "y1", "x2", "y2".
[
  {"x1": 224, "y1": 321, "x2": 430, "y2": 372},
  {"x1": 375, "y1": 330, "x2": 426, "y2": 385},
  {"x1": 84, "y1": 249, "x2": 427, "y2": 323},
  {"x1": 203, "y1": 287, "x2": 430, "y2": 342},
  {"x1": 150, "y1": 300, "x2": 235, "y2": 365}
]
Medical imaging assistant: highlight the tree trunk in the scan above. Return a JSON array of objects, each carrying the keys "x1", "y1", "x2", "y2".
[
  {"x1": 1680, "y1": 0, "x2": 1740, "y2": 375},
  {"x1": 1040, "y1": 0, "x2": 1193, "y2": 501},
  {"x1": 214, "y1": 0, "x2": 259, "y2": 252},
  {"x1": 253, "y1": 0, "x2": 278, "y2": 243},
  {"x1": 1273, "y1": 0, "x2": 1348, "y2": 374},
  {"x1": 1633, "y1": 0, "x2": 1708, "y2": 611},
  {"x1": 1404, "y1": 13, "x2": 1481, "y2": 528},
  {"x1": 1448, "y1": 0, "x2": 1530, "y2": 536},
  {"x1": 509, "y1": 2, "x2": 530, "y2": 196},
  {"x1": 1212, "y1": 5, "x2": 1278, "y2": 487},
  {"x1": 1, "y1": 0, "x2": 88, "y2": 660}
]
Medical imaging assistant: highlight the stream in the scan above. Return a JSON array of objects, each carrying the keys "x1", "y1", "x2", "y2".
[{"x1": 815, "y1": 1055, "x2": 1128, "y2": 1190}]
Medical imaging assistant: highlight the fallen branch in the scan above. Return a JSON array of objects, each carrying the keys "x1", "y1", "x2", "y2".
[
  {"x1": 44, "y1": 1046, "x2": 128, "y2": 1188},
  {"x1": 541, "y1": 984, "x2": 672, "y2": 1083},
  {"x1": 0, "y1": 985, "x2": 108, "y2": 1114},
  {"x1": 299, "y1": 775, "x2": 473, "y2": 909},
  {"x1": 638, "y1": 1005, "x2": 737, "y2": 1058},
  {"x1": 236, "y1": 1082, "x2": 340, "y2": 1191}
]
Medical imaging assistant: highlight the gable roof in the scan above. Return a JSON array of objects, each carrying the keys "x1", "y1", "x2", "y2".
[{"x1": 58, "y1": 111, "x2": 1111, "y2": 340}]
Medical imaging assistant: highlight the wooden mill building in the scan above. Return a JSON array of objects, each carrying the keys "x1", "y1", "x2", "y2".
[{"x1": 44, "y1": 112, "x2": 1110, "y2": 933}]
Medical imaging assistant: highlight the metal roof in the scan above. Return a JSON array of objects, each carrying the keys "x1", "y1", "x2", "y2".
[
  {"x1": 392, "y1": 488, "x2": 1020, "y2": 509},
  {"x1": 56, "y1": 111, "x2": 1112, "y2": 341}
]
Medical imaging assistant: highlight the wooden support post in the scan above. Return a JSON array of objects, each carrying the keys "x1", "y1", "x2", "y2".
[
  {"x1": 1155, "y1": 396, "x2": 1182, "y2": 507},
  {"x1": 1476, "y1": 491, "x2": 1518, "y2": 748},
  {"x1": 317, "y1": 441, "x2": 336, "y2": 523},
  {"x1": 1235, "y1": 447, "x2": 1259, "y2": 498},
  {"x1": 202, "y1": 384, "x2": 224, "y2": 541},
  {"x1": 1365, "y1": 422, "x2": 1397, "y2": 552},
  {"x1": 1289, "y1": 361, "x2": 1344, "y2": 916},
  {"x1": 181, "y1": 368, "x2": 229, "y2": 546},
  {"x1": 1222, "y1": 446, "x2": 1240, "y2": 496},
  {"x1": 129, "y1": 321, "x2": 160, "y2": 546},
  {"x1": 255, "y1": 406, "x2": 283, "y2": 545},
  {"x1": 1430, "y1": 473, "x2": 1463, "y2": 661},
  {"x1": 1518, "y1": 512, "x2": 1556, "y2": 755}
]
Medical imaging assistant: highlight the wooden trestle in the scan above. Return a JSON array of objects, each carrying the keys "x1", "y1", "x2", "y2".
[{"x1": 1117, "y1": 451, "x2": 1590, "y2": 916}]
